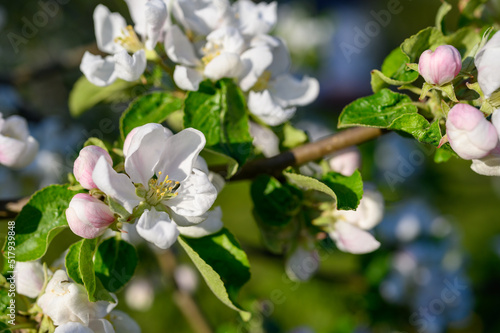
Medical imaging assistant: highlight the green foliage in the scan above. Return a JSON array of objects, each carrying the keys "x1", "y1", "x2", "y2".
[
  {"x1": 401, "y1": 27, "x2": 446, "y2": 62},
  {"x1": 84, "y1": 137, "x2": 108, "y2": 151},
  {"x1": 283, "y1": 170, "x2": 337, "y2": 201},
  {"x1": 120, "y1": 92, "x2": 183, "y2": 140},
  {"x1": 322, "y1": 171, "x2": 363, "y2": 211},
  {"x1": 0, "y1": 321, "x2": 12, "y2": 333},
  {"x1": 278, "y1": 123, "x2": 309, "y2": 150},
  {"x1": 69, "y1": 76, "x2": 138, "y2": 117},
  {"x1": 184, "y1": 79, "x2": 253, "y2": 174},
  {"x1": 179, "y1": 229, "x2": 251, "y2": 320},
  {"x1": 94, "y1": 237, "x2": 138, "y2": 292},
  {"x1": 65, "y1": 239, "x2": 115, "y2": 303},
  {"x1": 251, "y1": 175, "x2": 302, "y2": 227},
  {"x1": 5, "y1": 185, "x2": 82, "y2": 262},
  {"x1": 370, "y1": 48, "x2": 419, "y2": 93},
  {"x1": 0, "y1": 288, "x2": 11, "y2": 320},
  {"x1": 435, "y1": 1, "x2": 452, "y2": 33}
]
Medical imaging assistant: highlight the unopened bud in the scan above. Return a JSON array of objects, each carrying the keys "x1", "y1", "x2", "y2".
[
  {"x1": 74, "y1": 145, "x2": 112, "y2": 190},
  {"x1": 66, "y1": 193, "x2": 115, "y2": 239},
  {"x1": 418, "y1": 45, "x2": 462, "y2": 85}
]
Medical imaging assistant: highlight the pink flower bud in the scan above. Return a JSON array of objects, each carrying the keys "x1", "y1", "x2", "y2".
[
  {"x1": 66, "y1": 193, "x2": 115, "y2": 239},
  {"x1": 418, "y1": 45, "x2": 462, "y2": 85},
  {"x1": 446, "y1": 104, "x2": 498, "y2": 160},
  {"x1": 74, "y1": 146, "x2": 112, "y2": 190}
]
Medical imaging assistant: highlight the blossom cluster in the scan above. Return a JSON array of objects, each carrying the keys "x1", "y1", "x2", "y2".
[
  {"x1": 417, "y1": 32, "x2": 500, "y2": 176},
  {"x1": 80, "y1": 0, "x2": 319, "y2": 126},
  {"x1": 66, "y1": 124, "x2": 222, "y2": 249}
]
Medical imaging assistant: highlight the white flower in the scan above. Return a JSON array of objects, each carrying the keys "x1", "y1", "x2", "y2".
[
  {"x1": 475, "y1": 31, "x2": 500, "y2": 99},
  {"x1": 233, "y1": 0, "x2": 277, "y2": 37},
  {"x1": 285, "y1": 245, "x2": 319, "y2": 282},
  {"x1": 172, "y1": 0, "x2": 235, "y2": 36},
  {"x1": 241, "y1": 37, "x2": 319, "y2": 126},
  {"x1": 328, "y1": 147, "x2": 361, "y2": 177},
  {"x1": 177, "y1": 206, "x2": 224, "y2": 238},
  {"x1": 249, "y1": 121, "x2": 280, "y2": 157},
  {"x1": 37, "y1": 270, "x2": 116, "y2": 326},
  {"x1": 54, "y1": 310, "x2": 140, "y2": 333},
  {"x1": 0, "y1": 113, "x2": 39, "y2": 168},
  {"x1": 166, "y1": 25, "x2": 246, "y2": 91},
  {"x1": 14, "y1": 261, "x2": 48, "y2": 298},
  {"x1": 328, "y1": 188, "x2": 384, "y2": 254},
  {"x1": 92, "y1": 124, "x2": 217, "y2": 249},
  {"x1": 471, "y1": 145, "x2": 500, "y2": 176}
]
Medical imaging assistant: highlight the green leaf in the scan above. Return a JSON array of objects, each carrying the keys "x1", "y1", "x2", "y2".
[
  {"x1": 435, "y1": 1, "x2": 452, "y2": 33},
  {"x1": 120, "y1": 92, "x2": 183, "y2": 140},
  {"x1": 5, "y1": 185, "x2": 82, "y2": 262},
  {"x1": 94, "y1": 238, "x2": 138, "y2": 292},
  {"x1": 65, "y1": 239, "x2": 115, "y2": 303},
  {"x1": 283, "y1": 170, "x2": 337, "y2": 202},
  {"x1": 401, "y1": 27, "x2": 445, "y2": 62},
  {"x1": 69, "y1": 76, "x2": 138, "y2": 118},
  {"x1": 0, "y1": 288, "x2": 11, "y2": 319},
  {"x1": 251, "y1": 175, "x2": 302, "y2": 227},
  {"x1": 200, "y1": 148, "x2": 239, "y2": 179},
  {"x1": 370, "y1": 48, "x2": 419, "y2": 93},
  {"x1": 0, "y1": 321, "x2": 12, "y2": 333},
  {"x1": 179, "y1": 228, "x2": 251, "y2": 320},
  {"x1": 338, "y1": 89, "x2": 418, "y2": 129},
  {"x1": 184, "y1": 79, "x2": 253, "y2": 167},
  {"x1": 84, "y1": 137, "x2": 108, "y2": 151},
  {"x1": 322, "y1": 171, "x2": 363, "y2": 211},
  {"x1": 278, "y1": 123, "x2": 308, "y2": 150}
]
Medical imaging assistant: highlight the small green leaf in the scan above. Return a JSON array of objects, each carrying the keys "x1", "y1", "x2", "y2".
[
  {"x1": 338, "y1": 89, "x2": 418, "y2": 129},
  {"x1": 251, "y1": 175, "x2": 302, "y2": 227},
  {"x1": 5, "y1": 185, "x2": 82, "y2": 262},
  {"x1": 322, "y1": 171, "x2": 363, "y2": 211},
  {"x1": 371, "y1": 48, "x2": 419, "y2": 93},
  {"x1": 435, "y1": 1, "x2": 452, "y2": 33},
  {"x1": 283, "y1": 170, "x2": 337, "y2": 202},
  {"x1": 278, "y1": 123, "x2": 308, "y2": 150},
  {"x1": 84, "y1": 137, "x2": 108, "y2": 151},
  {"x1": 69, "y1": 76, "x2": 138, "y2": 117},
  {"x1": 66, "y1": 240, "x2": 84, "y2": 284},
  {"x1": 94, "y1": 238, "x2": 138, "y2": 292},
  {"x1": 184, "y1": 79, "x2": 253, "y2": 168},
  {"x1": 119, "y1": 92, "x2": 183, "y2": 140},
  {"x1": 179, "y1": 228, "x2": 251, "y2": 320}
]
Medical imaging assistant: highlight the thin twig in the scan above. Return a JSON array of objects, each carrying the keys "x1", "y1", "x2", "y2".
[{"x1": 229, "y1": 127, "x2": 385, "y2": 181}]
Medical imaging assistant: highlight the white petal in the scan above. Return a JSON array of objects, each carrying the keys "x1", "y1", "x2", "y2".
[
  {"x1": 270, "y1": 74, "x2": 320, "y2": 107},
  {"x1": 204, "y1": 52, "x2": 244, "y2": 80},
  {"x1": 136, "y1": 208, "x2": 179, "y2": 249},
  {"x1": 89, "y1": 319, "x2": 115, "y2": 333},
  {"x1": 165, "y1": 25, "x2": 200, "y2": 66},
  {"x1": 328, "y1": 147, "x2": 361, "y2": 177},
  {"x1": 113, "y1": 50, "x2": 147, "y2": 82},
  {"x1": 205, "y1": 26, "x2": 245, "y2": 54},
  {"x1": 178, "y1": 206, "x2": 223, "y2": 237},
  {"x1": 14, "y1": 261, "x2": 45, "y2": 298},
  {"x1": 250, "y1": 36, "x2": 290, "y2": 77},
  {"x1": 93, "y1": 4, "x2": 127, "y2": 54},
  {"x1": 249, "y1": 121, "x2": 280, "y2": 157},
  {"x1": 145, "y1": 0, "x2": 168, "y2": 49},
  {"x1": 239, "y1": 46, "x2": 273, "y2": 91},
  {"x1": 80, "y1": 52, "x2": 117, "y2": 87},
  {"x1": 335, "y1": 189, "x2": 385, "y2": 230},
  {"x1": 330, "y1": 221, "x2": 380, "y2": 254},
  {"x1": 234, "y1": 0, "x2": 277, "y2": 36},
  {"x1": 173, "y1": 65, "x2": 204, "y2": 91},
  {"x1": 124, "y1": 123, "x2": 172, "y2": 186},
  {"x1": 124, "y1": 0, "x2": 147, "y2": 36},
  {"x1": 2, "y1": 115, "x2": 29, "y2": 140},
  {"x1": 54, "y1": 322, "x2": 94, "y2": 333},
  {"x1": 93, "y1": 156, "x2": 141, "y2": 214},
  {"x1": 167, "y1": 168, "x2": 217, "y2": 226},
  {"x1": 471, "y1": 145, "x2": 500, "y2": 176},
  {"x1": 475, "y1": 32, "x2": 500, "y2": 98},
  {"x1": 172, "y1": 0, "x2": 234, "y2": 36},
  {"x1": 11, "y1": 135, "x2": 39, "y2": 168},
  {"x1": 108, "y1": 310, "x2": 141, "y2": 333},
  {"x1": 156, "y1": 128, "x2": 206, "y2": 182},
  {"x1": 248, "y1": 90, "x2": 296, "y2": 126}
]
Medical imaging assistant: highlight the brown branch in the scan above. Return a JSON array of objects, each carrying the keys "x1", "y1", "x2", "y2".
[{"x1": 230, "y1": 127, "x2": 385, "y2": 181}]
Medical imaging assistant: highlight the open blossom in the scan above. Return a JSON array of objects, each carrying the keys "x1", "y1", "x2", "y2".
[
  {"x1": 446, "y1": 103, "x2": 498, "y2": 160},
  {"x1": 418, "y1": 45, "x2": 462, "y2": 85},
  {"x1": 475, "y1": 31, "x2": 500, "y2": 99},
  {"x1": 38, "y1": 270, "x2": 116, "y2": 326},
  {"x1": 66, "y1": 193, "x2": 116, "y2": 239},
  {"x1": 74, "y1": 145, "x2": 113, "y2": 190},
  {"x1": 472, "y1": 111, "x2": 500, "y2": 176},
  {"x1": 14, "y1": 261, "x2": 48, "y2": 298},
  {"x1": 328, "y1": 188, "x2": 384, "y2": 254},
  {"x1": 0, "y1": 113, "x2": 39, "y2": 168},
  {"x1": 80, "y1": 0, "x2": 170, "y2": 86},
  {"x1": 85, "y1": 124, "x2": 217, "y2": 249}
]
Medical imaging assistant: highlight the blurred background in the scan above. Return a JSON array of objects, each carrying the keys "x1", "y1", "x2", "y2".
[{"x1": 2, "y1": 0, "x2": 500, "y2": 332}]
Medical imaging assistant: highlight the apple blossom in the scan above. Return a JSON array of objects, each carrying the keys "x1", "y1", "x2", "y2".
[
  {"x1": 54, "y1": 310, "x2": 140, "y2": 333},
  {"x1": 418, "y1": 45, "x2": 462, "y2": 86},
  {"x1": 446, "y1": 103, "x2": 498, "y2": 160},
  {"x1": 172, "y1": 0, "x2": 234, "y2": 37},
  {"x1": 475, "y1": 31, "x2": 500, "y2": 99},
  {"x1": 328, "y1": 147, "x2": 362, "y2": 176},
  {"x1": 327, "y1": 188, "x2": 384, "y2": 254},
  {"x1": 249, "y1": 121, "x2": 280, "y2": 158},
  {"x1": 66, "y1": 193, "x2": 116, "y2": 239},
  {"x1": 74, "y1": 145, "x2": 113, "y2": 190},
  {"x1": 14, "y1": 261, "x2": 48, "y2": 298},
  {"x1": 37, "y1": 270, "x2": 116, "y2": 326},
  {"x1": 233, "y1": 0, "x2": 277, "y2": 37},
  {"x1": 0, "y1": 113, "x2": 39, "y2": 168},
  {"x1": 88, "y1": 124, "x2": 217, "y2": 249}
]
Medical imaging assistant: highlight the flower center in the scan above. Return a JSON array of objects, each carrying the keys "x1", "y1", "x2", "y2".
[
  {"x1": 252, "y1": 71, "x2": 272, "y2": 92},
  {"x1": 144, "y1": 172, "x2": 180, "y2": 206},
  {"x1": 115, "y1": 25, "x2": 144, "y2": 53},
  {"x1": 201, "y1": 44, "x2": 222, "y2": 66}
]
